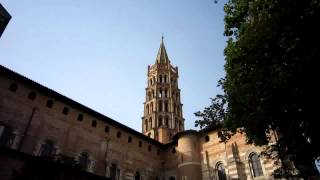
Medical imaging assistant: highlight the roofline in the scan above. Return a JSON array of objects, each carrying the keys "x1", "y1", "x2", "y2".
[{"x1": 0, "y1": 65, "x2": 163, "y2": 147}]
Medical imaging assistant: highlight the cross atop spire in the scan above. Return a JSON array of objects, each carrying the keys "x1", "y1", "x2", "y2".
[{"x1": 156, "y1": 35, "x2": 170, "y2": 64}]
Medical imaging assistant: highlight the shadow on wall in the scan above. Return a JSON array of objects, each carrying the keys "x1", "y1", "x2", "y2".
[{"x1": 231, "y1": 143, "x2": 247, "y2": 180}]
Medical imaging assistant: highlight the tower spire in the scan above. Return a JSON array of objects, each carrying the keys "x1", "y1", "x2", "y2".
[{"x1": 156, "y1": 35, "x2": 170, "y2": 64}]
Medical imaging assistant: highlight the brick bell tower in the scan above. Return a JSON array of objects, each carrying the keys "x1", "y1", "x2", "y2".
[{"x1": 142, "y1": 37, "x2": 184, "y2": 143}]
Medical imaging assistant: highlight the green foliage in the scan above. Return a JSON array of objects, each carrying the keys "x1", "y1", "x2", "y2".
[{"x1": 196, "y1": 0, "x2": 320, "y2": 178}]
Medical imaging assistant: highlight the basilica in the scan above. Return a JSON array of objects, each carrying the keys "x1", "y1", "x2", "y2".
[{"x1": 0, "y1": 39, "x2": 277, "y2": 180}]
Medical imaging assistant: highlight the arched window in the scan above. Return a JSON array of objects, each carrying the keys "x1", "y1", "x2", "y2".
[
  {"x1": 159, "y1": 75, "x2": 162, "y2": 83},
  {"x1": 165, "y1": 117, "x2": 169, "y2": 127},
  {"x1": 179, "y1": 121, "x2": 183, "y2": 131},
  {"x1": 150, "y1": 102, "x2": 153, "y2": 113},
  {"x1": 39, "y1": 139, "x2": 56, "y2": 157},
  {"x1": 148, "y1": 92, "x2": 151, "y2": 100},
  {"x1": 164, "y1": 75, "x2": 167, "y2": 83},
  {"x1": 158, "y1": 101, "x2": 163, "y2": 112},
  {"x1": 110, "y1": 163, "x2": 118, "y2": 180},
  {"x1": 149, "y1": 117, "x2": 152, "y2": 128},
  {"x1": 175, "y1": 118, "x2": 178, "y2": 129},
  {"x1": 146, "y1": 105, "x2": 149, "y2": 115},
  {"x1": 145, "y1": 119, "x2": 148, "y2": 131},
  {"x1": 249, "y1": 153, "x2": 264, "y2": 177},
  {"x1": 165, "y1": 101, "x2": 168, "y2": 112},
  {"x1": 0, "y1": 125, "x2": 14, "y2": 147},
  {"x1": 216, "y1": 162, "x2": 227, "y2": 180},
  {"x1": 79, "y1": 152, "x2": 90, "y2": 171},
  {"x1": 165, "y1": 90, "x2": 168, "y2": 98},
  {"x1": 158, "y1": 116, "x2": 162, "y2": 127},
  {"x1": 135, "y1": 171, "x2": 141, "y2": 180},
  {"x1": 159, "y1": 89, "x2": 162, "y2": 98}
]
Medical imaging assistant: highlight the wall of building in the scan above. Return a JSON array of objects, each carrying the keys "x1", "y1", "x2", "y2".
[{"x1": 0, "y1": 72, "x2": 163, "y2": 180}]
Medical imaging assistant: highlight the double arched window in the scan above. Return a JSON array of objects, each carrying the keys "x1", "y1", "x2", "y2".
[
  {"x1": 249, "y1": 153, "x2": 264, "y2": 177},
  {"x1": 216, "y1": 162, "x2": 227, "y2": 180}
]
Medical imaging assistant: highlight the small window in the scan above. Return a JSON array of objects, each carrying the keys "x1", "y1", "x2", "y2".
[
  {"x1": 62, "y1": 107, "x2": 69, "y2": 115},
  {"x1": 205, "y1": 135, "x2": 210, "y2": 142},
  {"x1": 148, "y1": 145, "x2": 152, "y2": 152},
  {"x1": 28, "y1": 92, "x2": 36, "y2": 100},
  {"x1": 138, "y1": 141, "x2": 142, "y2": 147},
  {"x1": 105, "y1": 126, "x2": 109, "y2": 133},
  {"x1": 157, "y1": 149, "x2": 161, "y2": 155},
  {"x1": 77, "y1": 114, "x2": 83, "y2": 121},
  {"x1": 128, "y1": 136, "x2": 132, "y2": 143},
  {"x1": 117, "y1": 131, "x2": 121, "y2": 138},
  {"x1": 91, "y1": 120, "x2": 97, "y2": 127},
  {"x1": 172, "y1": 148, "x2": 176, "y2": 154},
  {"x1": 46, "y1": 100, "x2": 53, "y2": 108},
  {"x1": 9, "y1": 83, "x2": 17, "y2": 92}
]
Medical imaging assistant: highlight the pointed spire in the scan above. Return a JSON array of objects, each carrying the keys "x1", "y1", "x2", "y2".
[{"x1": 156, "y1": 35, "x2": 170, "y2": 64}]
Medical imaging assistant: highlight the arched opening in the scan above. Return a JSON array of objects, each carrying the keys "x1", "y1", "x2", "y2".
[
  {"x1": 216, "y1": 162, "x2": 227, "y2": 180},
  {"x1": 249, "y1": 153, "x2": 264, "y2": 177},
  {"x1": 165, "y1": 117, "x2": 169, "y2": 127},
  {"x1": 110, "y1": 163, "x2": 118, "y2": 180},
  {"x1": 39, "y1": 139, "x2": 56, "y2": 157},
  {"x1": 0, "y1": 125, "x2": 14, "y2": 147},
  {"x1": 79, "y1": 152, "x2": 90, "y2": 171},
  {"x1": 149, "y1": 117, "x2": 152, "y2": 128},
  {"x1": 150, "y1": 102, "x2": 153, "y2": 113},
  {"x1": 158, "y1": 116, "x2": 162, "y2": 127},
  {"x1": 158, "y1": 101, "x2": 163, "y2": 112},
  {"x1": 148, "y1": 92, "x2": 151, "y2": 100},
  {"x1": 146, "y1": 105, "x2": 149, "y2": 115},
  {"x1": 165, "y1": 101, "x2": 168, "y2": 112},
  {"x1": 134, "y1": 171, "x2": 140, "y2": 180},
  {"x1": 145, "y1": 119, "x2": 148, "y2": 131},
  {"x1": 169, "y1": 176, "x2": 175, "y2": 180},
  {"x1": 159, "y1": 75, "x2": 162, "y2": 83},
  {"x1": 175, "y1": 118, "x2": 178, "y2": 129}
]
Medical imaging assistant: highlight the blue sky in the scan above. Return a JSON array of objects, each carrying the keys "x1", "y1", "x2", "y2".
[{"x1": 0, "y1": 0, "x2": 227, "y2": 132}]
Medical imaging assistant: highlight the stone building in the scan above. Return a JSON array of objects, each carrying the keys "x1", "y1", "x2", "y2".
[{"x1": 0, "y1": 39, "x2": 277, "y2": 180}]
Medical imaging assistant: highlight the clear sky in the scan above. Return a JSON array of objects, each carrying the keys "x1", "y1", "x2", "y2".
[{"x1": 0, "y1": 0, "x2": 227, "y2": 132}]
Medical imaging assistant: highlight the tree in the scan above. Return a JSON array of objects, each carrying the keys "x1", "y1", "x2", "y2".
[{"x1": 196, "y1": 0, "x2": 320, "y2": 178}]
